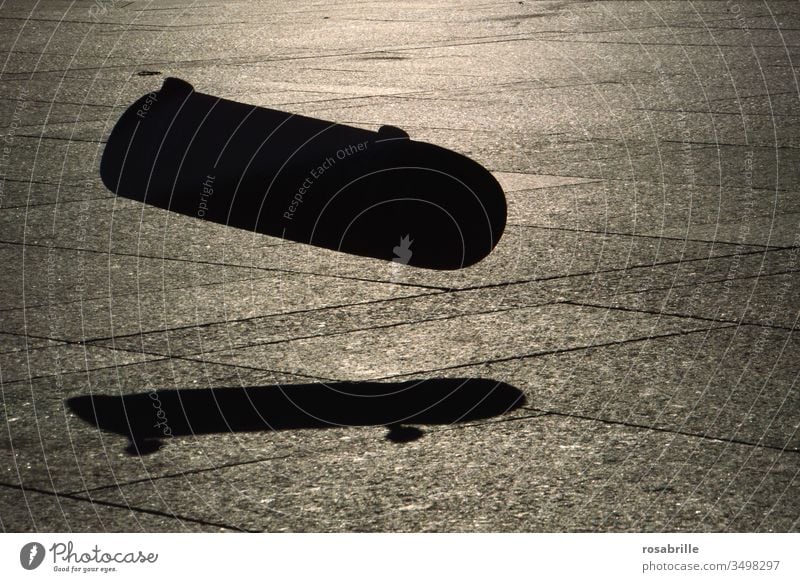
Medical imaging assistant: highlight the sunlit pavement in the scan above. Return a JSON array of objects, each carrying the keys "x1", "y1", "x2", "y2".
[{"x1": 1, "y1": 0, "x2": 798, "y2": 532}]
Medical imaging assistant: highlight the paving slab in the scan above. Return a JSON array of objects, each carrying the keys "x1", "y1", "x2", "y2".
[
  {"x1": 0, "y1": 343, "x2": 159, "y2": 383},
  {"x1": 81, "y1": 416, "x2": 799, "y2": 532},
  {"x1": 1, "y1": 0, "x2": 798, "y2": 534},
  {"x1": 0, "y1": 267, "x2": 423, "y2": 341},
  {"x1": 238, "y1": 226, "x2": 769, "y2": 290},
  {"x1": 592, "y1": 270, "x2": 800, "y2": 329},
  {"x1": 85, "y1": 247, "x2": 798, "y2": 360},
  {"x1": 403, "y1": 325, "x2": 800, "y2": 452},
  {"x1": 0, "y1": 242, "x2": 266, "y2": 311},
  {"x1": 186, "y1": 302, "x2": 729, "y2": 380},
  {"x1": 507, "y1": 180, "x2": 800, "y2": 247},
  {"x1": 0, "y1": 485, "x2": 214, "y2": 532},
  {"x1": 1, "y1": 358, "x2": 334, "y2": 494},
  {"x1": 0, "y1": 333, "x2": 59, "y2": 355}
]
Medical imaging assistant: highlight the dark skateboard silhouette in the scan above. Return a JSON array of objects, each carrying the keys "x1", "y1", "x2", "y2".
[
  {"x1": 101, "y1": 77, "x2": 506, "y2": 270},
  {"x1": 67, "y1": 379, "x2": 525, "y2": 454},
  {"x1": 91, "y1": 82, "x2": 516, "y2": 454}
]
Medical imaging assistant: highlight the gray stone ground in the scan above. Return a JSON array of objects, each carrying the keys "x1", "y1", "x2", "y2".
[{"x1": 1, "y1": 0, "x2": 799, "y2": 532}]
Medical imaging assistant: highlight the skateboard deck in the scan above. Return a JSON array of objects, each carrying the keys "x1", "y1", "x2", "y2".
[{"x1": 101, "y1": 77, "x2": 506, "y2": 270}]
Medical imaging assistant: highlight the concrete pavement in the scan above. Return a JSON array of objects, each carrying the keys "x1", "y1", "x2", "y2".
[{"x1": 1, "y1": 0, "x2": 798, "y2": 532}]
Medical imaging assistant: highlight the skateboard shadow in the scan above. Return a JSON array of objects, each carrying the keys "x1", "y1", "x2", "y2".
[
  {"x1": 66, "y1": 378, "x2": 525, "y2": 455},
  {"x1": 101, "y1": 77, "x2": 506, "y2": 270}
]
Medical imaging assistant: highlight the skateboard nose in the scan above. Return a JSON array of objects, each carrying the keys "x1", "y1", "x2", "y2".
[{"x1": 302, "y1": 139, "x2": 506, "y2": 270}]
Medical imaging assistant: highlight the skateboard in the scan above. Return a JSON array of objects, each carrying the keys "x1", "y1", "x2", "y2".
[
  {"x1": 101, "y1": 77, "x2": 506, "y2": 270},
  {"x1": 67, "y1": 379, "x2": 525, "y2": 454}
]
